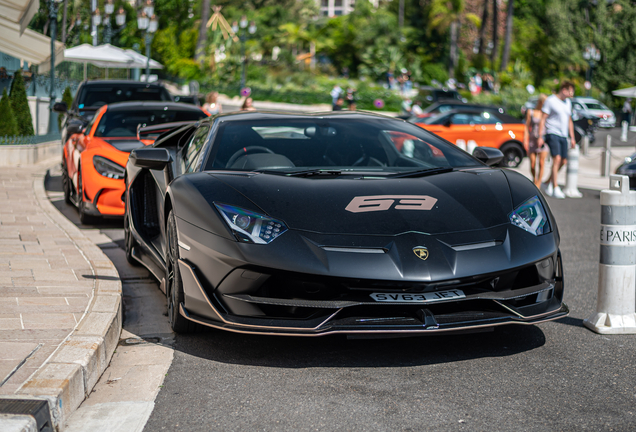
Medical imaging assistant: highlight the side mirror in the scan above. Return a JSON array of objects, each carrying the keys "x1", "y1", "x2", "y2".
[
  {"x1": 130, "y1": 148, "x2": 175, "y2": 185},
  {"x1": 53, "y1": 102, "x2": 68, "y2": 113},
  {"x1": 443, "y1": 118, "x2": 452, "y2": 127},
  {"x1": 473, "y1": 147, "x2": 504, "y2": 166},
  {"x1": 131, "y1": 148, "x2": 173, "y2": 170},
  {"x1": 66, "y1": 121, "x2": 84, "y2": 135}
]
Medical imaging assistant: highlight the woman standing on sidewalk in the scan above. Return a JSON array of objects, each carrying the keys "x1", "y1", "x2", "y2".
[{"x1": 524, "y1": 94, "x2": 549, "y2": 187}]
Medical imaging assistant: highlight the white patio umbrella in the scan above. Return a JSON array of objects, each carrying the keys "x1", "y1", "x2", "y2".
[
  {"x1": 63, "y1": 43, "x2": 162, "y2": 79},
  {"x1": 612, "y1": 87, "x2": 636, "y2": 97}
]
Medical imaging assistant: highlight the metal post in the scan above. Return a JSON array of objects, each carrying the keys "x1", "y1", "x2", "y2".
[
  {"x1": 582, "y1": 135, "x2": 589, "y2": 156},
  {"x1": 104, "y1": 18, "x2": 112, "y2": 44},
  {"x1": 584, "y1": 174, "x2": 636, "y2": 334},
  {"x1": 601, "y1": 135, "x2": 611, "y2": 177},
  {"x1": 91, "y1": 0, "x2": 97, "y2": 45},
  {"x1": 145, "y1": 33, "x2": 151, "y2": 82},
  {"x1": 240, "y1": 33, "x2": 246, "y2": 91},
  {"x1": 133, "y1": 43, "x2": 140, "y2": 81},
  {"x1": 47, "y1": 0, "x2": 59, "y2": 136}
]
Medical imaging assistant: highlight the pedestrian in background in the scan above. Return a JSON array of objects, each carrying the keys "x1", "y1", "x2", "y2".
[
  {"x1": 330, "y1": 84, "x2": 342, "y2": 110},
  {"x1": 333, "y1": 96, "x2": 344, "y2": 111},
  {"x1": 524, "y1": 93, "x2": 549, "y2": 188},
  {"x1": 345, "y1": 87, "x2": 356, "y2": 111},
  {"x1": 240, "y1": 97, "x2": 255, "y2": 111},
  {"x1": 622, "y1": 98, "x2": 632, "y2": 126},
  {"x1": 202, "y1": 92, "x2": 222, "y2": 116},
  {"x1": 538, "y1": 81, "x2": 576, "y2": 199}
]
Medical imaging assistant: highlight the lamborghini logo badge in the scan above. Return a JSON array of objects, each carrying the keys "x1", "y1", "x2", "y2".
[{"x1": 413, "y1": 247, "x2": 429, "y2": 260}]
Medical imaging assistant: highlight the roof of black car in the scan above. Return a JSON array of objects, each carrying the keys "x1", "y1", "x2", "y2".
[
  {"x1": 105, "y1": 101, "x2": 205, "y2": 111},
  {"x1": 82, "y1": 80, "x2": 166, "y2": 87},
  {"x1": 210, "y1": 110, "x2": 396, "y2": 122}
]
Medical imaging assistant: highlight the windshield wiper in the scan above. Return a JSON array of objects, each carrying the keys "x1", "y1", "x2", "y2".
[
  {"x1": 387, "y1": 167, "x2": 453, "y2": 179},
  {"x1": 282, "y1": 169, "x2": 343, "y2": 177}
]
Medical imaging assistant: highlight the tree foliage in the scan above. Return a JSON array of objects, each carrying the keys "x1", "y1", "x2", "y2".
[
  {"x1": 9, "y1": 71, "x2": 34, "y2": 136},
  {"x1": 0, "y1": 89, "x2": 18, "y2": 137}
]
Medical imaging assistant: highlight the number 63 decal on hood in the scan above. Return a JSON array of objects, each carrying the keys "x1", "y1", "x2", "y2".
[{"x1": 345, "y1": 195, "x2": 438, "y2": 213}]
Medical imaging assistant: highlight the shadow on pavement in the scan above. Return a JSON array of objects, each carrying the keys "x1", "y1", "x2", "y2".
[
  {"x1": 172, "y1": 323, "x2": 546, "y2": 369},
  {"x1": 45, "y1": 170, "x2": 123, "y2": 230}
]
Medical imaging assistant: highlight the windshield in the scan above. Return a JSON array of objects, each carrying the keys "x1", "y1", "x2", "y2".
[
  {"x1": 205, "y1": 117, "x2": 482, "y2": 173},
  {"x1": 584, "y1": 102, "x2": 609, "y2": 110},
  {"x1": 78, "y1": 85, "x2": 172, "y2": 109},
  {"x1": 95, "y1": 109, "x2": 207, "y2": 138}
]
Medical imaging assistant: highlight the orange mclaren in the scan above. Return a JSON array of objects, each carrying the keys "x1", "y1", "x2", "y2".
[
  {"x1": 62, "y1": 101, "x2": 209, "y2": 223},
  {"x1": 412, "y1": 108, "x2": 526, "y2": 167}
]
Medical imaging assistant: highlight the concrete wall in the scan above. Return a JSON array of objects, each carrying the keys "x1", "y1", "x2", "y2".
[
  {"x1": 0, "y1": 141, "x2": 61, "y2": 166},
  {"x1": 27, "y1": 96, "x2": 57, "y2": 136}
]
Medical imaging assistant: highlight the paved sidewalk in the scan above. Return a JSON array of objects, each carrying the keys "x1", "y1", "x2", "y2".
[{"x1": 0, "y1": 159, "x2": 122, "y2": 431}]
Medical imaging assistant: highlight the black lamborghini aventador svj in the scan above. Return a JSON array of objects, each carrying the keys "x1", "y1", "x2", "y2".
[{"x1": 124, "y1": 111, "x2": 568, "y2": 336}]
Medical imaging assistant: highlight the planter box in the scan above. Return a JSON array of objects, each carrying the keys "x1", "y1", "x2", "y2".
[{"x1": 0, "y1": 141, "x2": 61, "y2": 166}]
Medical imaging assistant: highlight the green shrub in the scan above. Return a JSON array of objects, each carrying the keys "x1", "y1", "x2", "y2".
[
  {"x1": 0, "y1": 88, "x2": 18, "y2": 136},
  {"x1": 9, "y1": 70, "x2": 34, "y2": 136},
  {"x1": 59, "y1": 87, "x2": 74, "y2": 129}
]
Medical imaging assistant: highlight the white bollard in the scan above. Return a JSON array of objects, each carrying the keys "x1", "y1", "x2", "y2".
[
  {"x1": 584, "y1": 175, "x2": 636, "y2": 334},
  {"x1": 621, "y1": 120, "x2": 628, "y2": 142},
  {"x1": 455, "y1": 139, "x2": 466, "y2": 151},
  {"x1": 467, "y1": 140, "x2": 477, "y2": 155},
  {"x1": 564, "y1": 144, "x2": 583, "y2": 198},
  {"x1": 601, "y1": 135, "x2": 611, "y2": 177}
]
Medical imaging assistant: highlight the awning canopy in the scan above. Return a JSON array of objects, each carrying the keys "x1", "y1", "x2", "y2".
[
  {"x1": 0, "y1": 16, "x2": 65, "y2": 70},
  {"x1": 0, "y1": 0, "x2": 39, "y2": 35},
  {"x1": 612, "y1": 87, "x2": 636, "y2": 98}
]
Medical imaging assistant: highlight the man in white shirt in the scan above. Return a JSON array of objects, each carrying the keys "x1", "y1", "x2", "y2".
[{"x1": 538, "y1": 81, "x2": 576, "y2": 199}]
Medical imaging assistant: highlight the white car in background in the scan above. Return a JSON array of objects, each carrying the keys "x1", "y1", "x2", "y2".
[{"x1": 571, "y1": 97, "x2": 616, "y2": 128}]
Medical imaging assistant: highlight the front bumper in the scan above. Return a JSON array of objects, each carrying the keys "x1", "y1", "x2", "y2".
[{"x1": 176, "y1": 255, "x2": 568, "y2": 336}]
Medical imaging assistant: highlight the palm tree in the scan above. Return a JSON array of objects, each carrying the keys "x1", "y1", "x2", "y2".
[
  {"x1": 195, "y1": 0, "x2": 211, "y2": 64},
  {"x1": 429, "y1": 0, "x2": 480, "y2": 78},
  {"x1": 491, "y1": 0, "x2": 499, "y2": 70},
  {"x1": 477, "y1": 0, "x2": 489, "y2": 56},
  {"x1": 500, "y1": 0, "x2": 514, "y2": 71}
]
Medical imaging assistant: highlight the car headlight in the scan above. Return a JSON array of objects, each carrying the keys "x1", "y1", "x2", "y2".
[
  {"x1": 509, "y1": 196, "x2": 550, "y2": 236},
  {"x1": 93, "y1": 156, "x2": 125, "y2": 179},
  {"x1": 214, "y1": 203, "x2": 287, "y2": 244}
]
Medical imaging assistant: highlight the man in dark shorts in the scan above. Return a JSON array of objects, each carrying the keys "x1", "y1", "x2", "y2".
[{"x1": 538, "y1": 81, "x2": 576, "y2": 199}]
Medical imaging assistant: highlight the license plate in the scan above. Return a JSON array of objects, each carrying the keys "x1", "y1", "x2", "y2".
[{"x1": 369, "y1": 290, "x2": 466, "y2": 303}]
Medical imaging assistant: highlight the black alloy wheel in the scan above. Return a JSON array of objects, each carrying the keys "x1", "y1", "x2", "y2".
[
  {"x1": 499, "y1": 142, "x2": 524, "y2": 168},
  {"x1": 166, "y1": 210, "x2": 197, "y2": 333},
  {"x1": 77, "y1": 167, "x2": 98, "y2": 225}
]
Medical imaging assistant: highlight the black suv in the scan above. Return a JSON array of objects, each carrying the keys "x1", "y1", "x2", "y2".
[{"x1": 55, "y1": 80, "x2": 173, "y2": 146}]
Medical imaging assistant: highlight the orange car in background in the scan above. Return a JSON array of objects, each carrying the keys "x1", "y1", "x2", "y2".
[
  {"x1": 412, "y1": 108, "x2": 526, "y2": 167},
  {"x1": 62, "y1": 101, "x2": 209, "y2": 224}
]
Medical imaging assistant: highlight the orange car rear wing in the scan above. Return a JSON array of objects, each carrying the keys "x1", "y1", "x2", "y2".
[{"x1": 137, "y1": 121, "x2": 199, "y2": 142}]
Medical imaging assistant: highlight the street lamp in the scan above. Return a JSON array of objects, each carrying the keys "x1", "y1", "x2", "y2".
[
  {"x1": 583, "y1": 44, "x2": 601, "y2": 96},
  {"x1": 232, "y1": 16, "x2": 256, "y2": 91},
  {"x1": 137, "y1": 3, "x2": 158, "y2": 83},
  {"x1": 93, "y1": 1, "x2": 127, "y2": 45},
  {"x1": 47, "y1": 0, "x2": 64, "y2": 136}
]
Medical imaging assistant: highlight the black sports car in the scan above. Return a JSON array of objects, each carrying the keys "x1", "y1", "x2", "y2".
[{"x1": 124, "y1": 111, "x2": 568, "y2": 336}]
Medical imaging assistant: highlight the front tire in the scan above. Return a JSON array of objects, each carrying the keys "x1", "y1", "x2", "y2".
[
  {"x1": 61, "y1": 161, "x2": 72, "y2": 205},
  {"x1": 499, "y1": 142, "x2": 525, "y2": 168},
  {"x1": 166, "y1": 210, "x2": 197, "y2": 333}
]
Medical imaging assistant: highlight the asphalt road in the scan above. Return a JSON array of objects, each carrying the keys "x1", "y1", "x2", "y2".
[{"x1": 45, "y1": 164, "x2": 636, "y2": 431}]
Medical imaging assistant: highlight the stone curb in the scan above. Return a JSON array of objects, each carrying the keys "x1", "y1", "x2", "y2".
[{"x1": 2, "y1": 161, "x2": 123, "y2": 431}]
